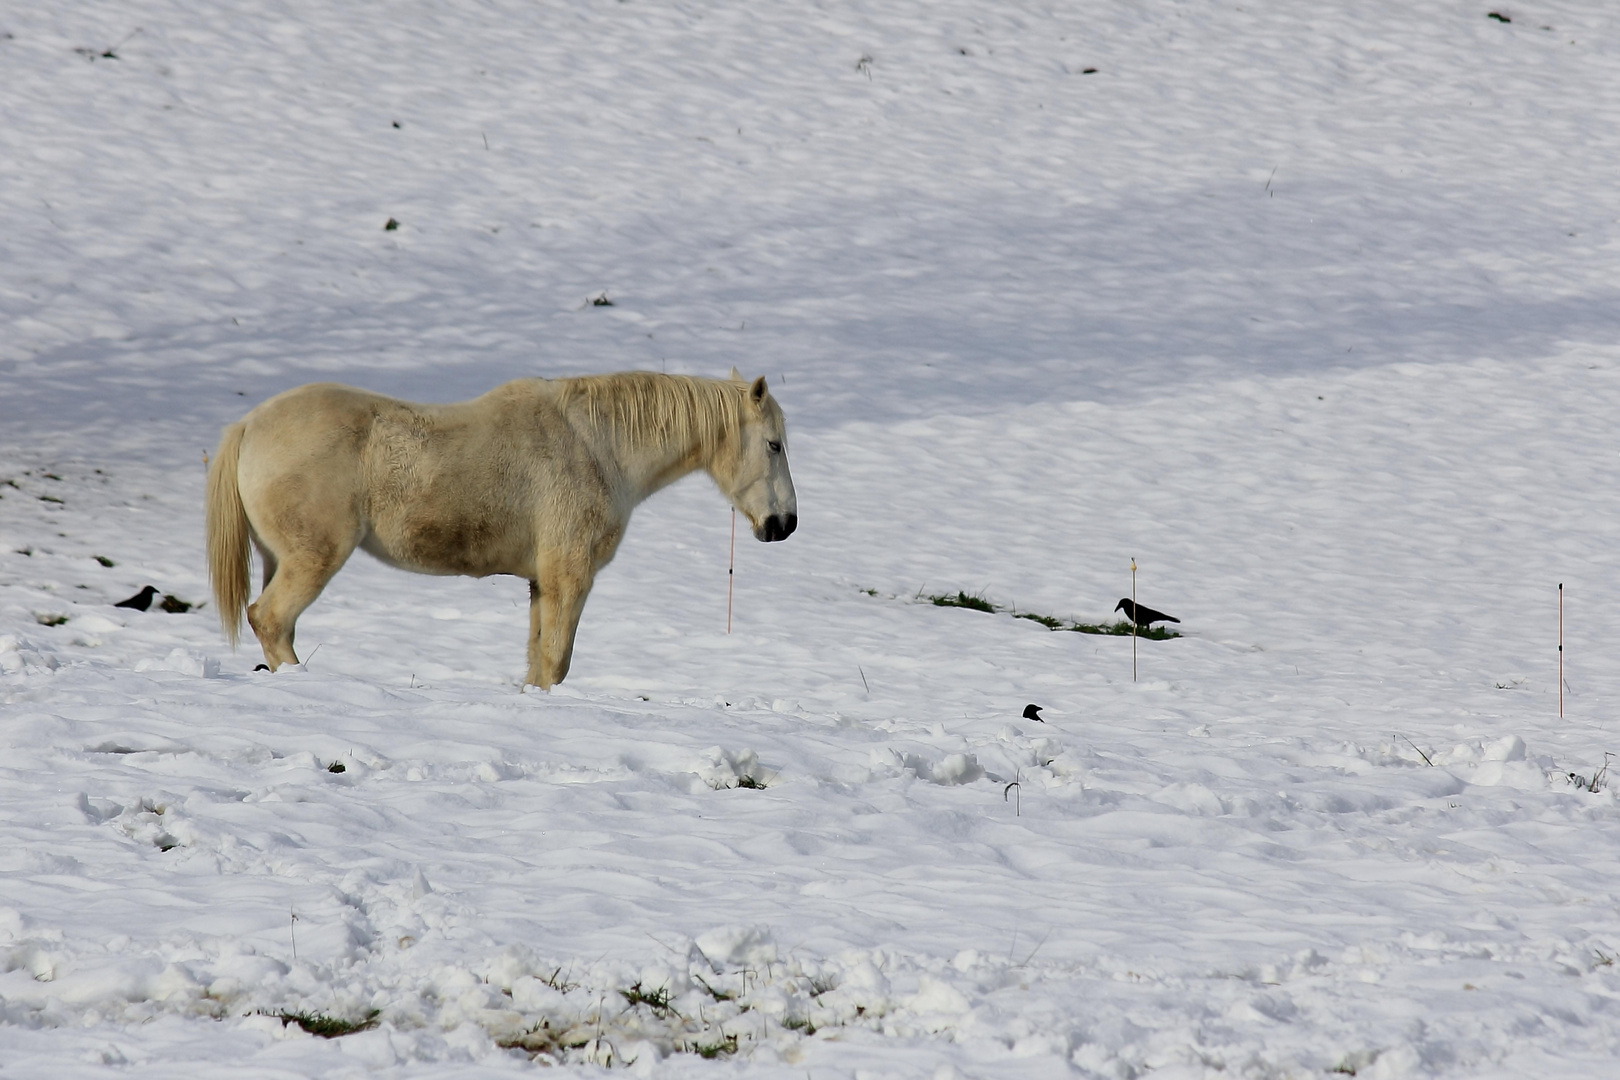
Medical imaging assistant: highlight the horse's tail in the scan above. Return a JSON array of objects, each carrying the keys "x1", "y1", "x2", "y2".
[{"x1": 206, "y1": 421, "x2": 251, "y2": 647}]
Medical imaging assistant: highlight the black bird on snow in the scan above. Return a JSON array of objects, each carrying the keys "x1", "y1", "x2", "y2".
[
  {"x1": 114, "y1": 585, "x2": 158, "y2": 611},
  {"x1": 1114, "y1": 598, "x2": 1179, "y2": 629},
  {"x1": 1022, "y1": 703, "x2": 1045, "y2": 723}
]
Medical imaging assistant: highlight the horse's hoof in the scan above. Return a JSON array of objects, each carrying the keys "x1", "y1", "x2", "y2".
[{"x1": 254, "y1": 664, "x2": 270, "y2": 672}]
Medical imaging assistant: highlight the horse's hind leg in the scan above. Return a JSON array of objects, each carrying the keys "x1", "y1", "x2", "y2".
[
  {"x1": 253, "y1": 538, "x2": 279, "y2": 591},
  {"x1": 246, "y1": 521, "x2": 359, "y2": 671}
]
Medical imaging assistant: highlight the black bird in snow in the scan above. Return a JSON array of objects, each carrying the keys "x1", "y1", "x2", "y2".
[
  {"x1": 1114, "y1": 598, "x2": 1180, "y2": 629},
  {"x1": 113, "y1": 585, "x2": 158, "y2": 611},
  {"x1": 1022, "y1": 703, "x2": 1045, "y2": 723}
]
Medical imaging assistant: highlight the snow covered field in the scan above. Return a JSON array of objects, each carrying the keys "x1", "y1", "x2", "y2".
[{"x1": 5, "y1": 2, "x2": 1620, "y2": 1076}]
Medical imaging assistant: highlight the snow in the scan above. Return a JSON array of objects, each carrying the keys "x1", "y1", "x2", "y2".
[{"x1": 4, "y1": 1, "x2": 1620, "y2": 1076}]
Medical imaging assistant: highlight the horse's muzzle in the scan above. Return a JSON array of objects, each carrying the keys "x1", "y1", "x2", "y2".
[{"x1": 759, "y1": 513, "x2": 797, "y2": 542}]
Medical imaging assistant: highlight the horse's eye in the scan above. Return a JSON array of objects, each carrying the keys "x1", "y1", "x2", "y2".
[{"x1": 768, "y1": 440, "x2": 782, "y2": 454}]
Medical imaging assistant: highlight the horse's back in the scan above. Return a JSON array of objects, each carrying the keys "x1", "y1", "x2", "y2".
[
  {"x1": 240, "y1": 382, "x2": 393, "y2": 460},
  {"x1": 240, "y1": 380, "x2": 531, "y2": 473}
]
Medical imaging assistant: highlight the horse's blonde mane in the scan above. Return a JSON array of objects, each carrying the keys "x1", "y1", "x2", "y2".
[{"x1": 556, "y1": 372, "x2": 746, "y2": 458}]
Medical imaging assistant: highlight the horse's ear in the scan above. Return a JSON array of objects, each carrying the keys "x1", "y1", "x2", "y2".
[
  {"x1": 728, "y1": 366, "x2": 744, "y2": 382},
  {"x1": 749, "y1": 376, "x2": 768, "y2": 403}
]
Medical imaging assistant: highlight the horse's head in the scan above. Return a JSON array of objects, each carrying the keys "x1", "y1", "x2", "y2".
[{"x1": 718, "y1": 373, "x2": 797, "y2": 542}]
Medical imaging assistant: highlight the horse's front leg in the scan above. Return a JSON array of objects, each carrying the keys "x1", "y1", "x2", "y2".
[
  {"x1": 527, "y1": 549, "x2": 595, "y2": 690},
  {"x1": 525, "y1": 579, "x2": 543, "y2": 686}
]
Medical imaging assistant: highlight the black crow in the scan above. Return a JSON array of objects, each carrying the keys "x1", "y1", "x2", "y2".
[
  {"x1": 1022, "y1": 703, "x2": 1045, "y2": 722},
  {"x1": 114, "y1": 585, "x2": 158, "y2": 611},
  {"x1": 1114, "y1": 598, "x2": 1179, "y2": 628}
]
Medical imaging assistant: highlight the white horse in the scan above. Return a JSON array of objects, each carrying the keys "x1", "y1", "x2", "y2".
[{"x1": 206, "y1": 371, "x2": 797, "y2": 688}]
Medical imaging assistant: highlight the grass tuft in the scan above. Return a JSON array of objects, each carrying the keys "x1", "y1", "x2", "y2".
[
  {"x1": 710, "y1": 771, "x2": 774, "y2": 791},
  {"x1": 693, "y1": 973, "x2": 734, "y2": 1001},
  {"x1": 693, "y1": 1033, "x2": 738, "y2": 1059},
  {"x1": 1069, "y1": 619, "x2": 1180, "y2": 640},
  {"x1": 918, "y1": 588, "x2": 1181, "y2": 638},
  {"x1": 619, "y1": 982, "x2": 674, "y2": 1016},
  {"x1": 542, "y1": 966, "x2": 580, "y2": 993},
  {"x1": 34, "y1": 613, "x2": 68, "y2": 627},
  {"x1": 274, "y1": 1010, "x2": 380, "y2": 1038},
  {"x1": 929, "y1": 590, "x2": 995, "y2": 612},
  {"x1": 1569, "y1": 752, "x2": 1614, "y2": 793}
]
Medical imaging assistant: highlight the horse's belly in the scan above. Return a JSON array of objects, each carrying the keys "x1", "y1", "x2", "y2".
[{"x1": 361, "y1": 519, "x2": 528, "y2": 578}]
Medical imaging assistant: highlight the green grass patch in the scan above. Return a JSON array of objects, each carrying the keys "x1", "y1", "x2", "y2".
[
  {"x1": 693, "y1": 1033, "x2": 738, "y2": 1059},
  {"x1": 274, "y1": 1010, "x2": 380, "y2": 1038},
  {"x1": 619, "y1": 982, "x2": 674, "y2": 1016},
  {"x1": 916, "y1": 588, "x2": 1181, "y2": 639},
  {"x1": 928, "y1": 590, "x2": 995, "y2": 612},
  {"x1": 1069, "y1": 619, "x2": 1180, "y2": 640},
  {"x1": 34, "y1": 613, "x2": 68, "y2": 627}
]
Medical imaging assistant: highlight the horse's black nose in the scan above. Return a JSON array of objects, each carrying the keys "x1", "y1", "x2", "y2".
[{"x1": 762, "y1": 513, "x2": 797, "y2": 542}]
